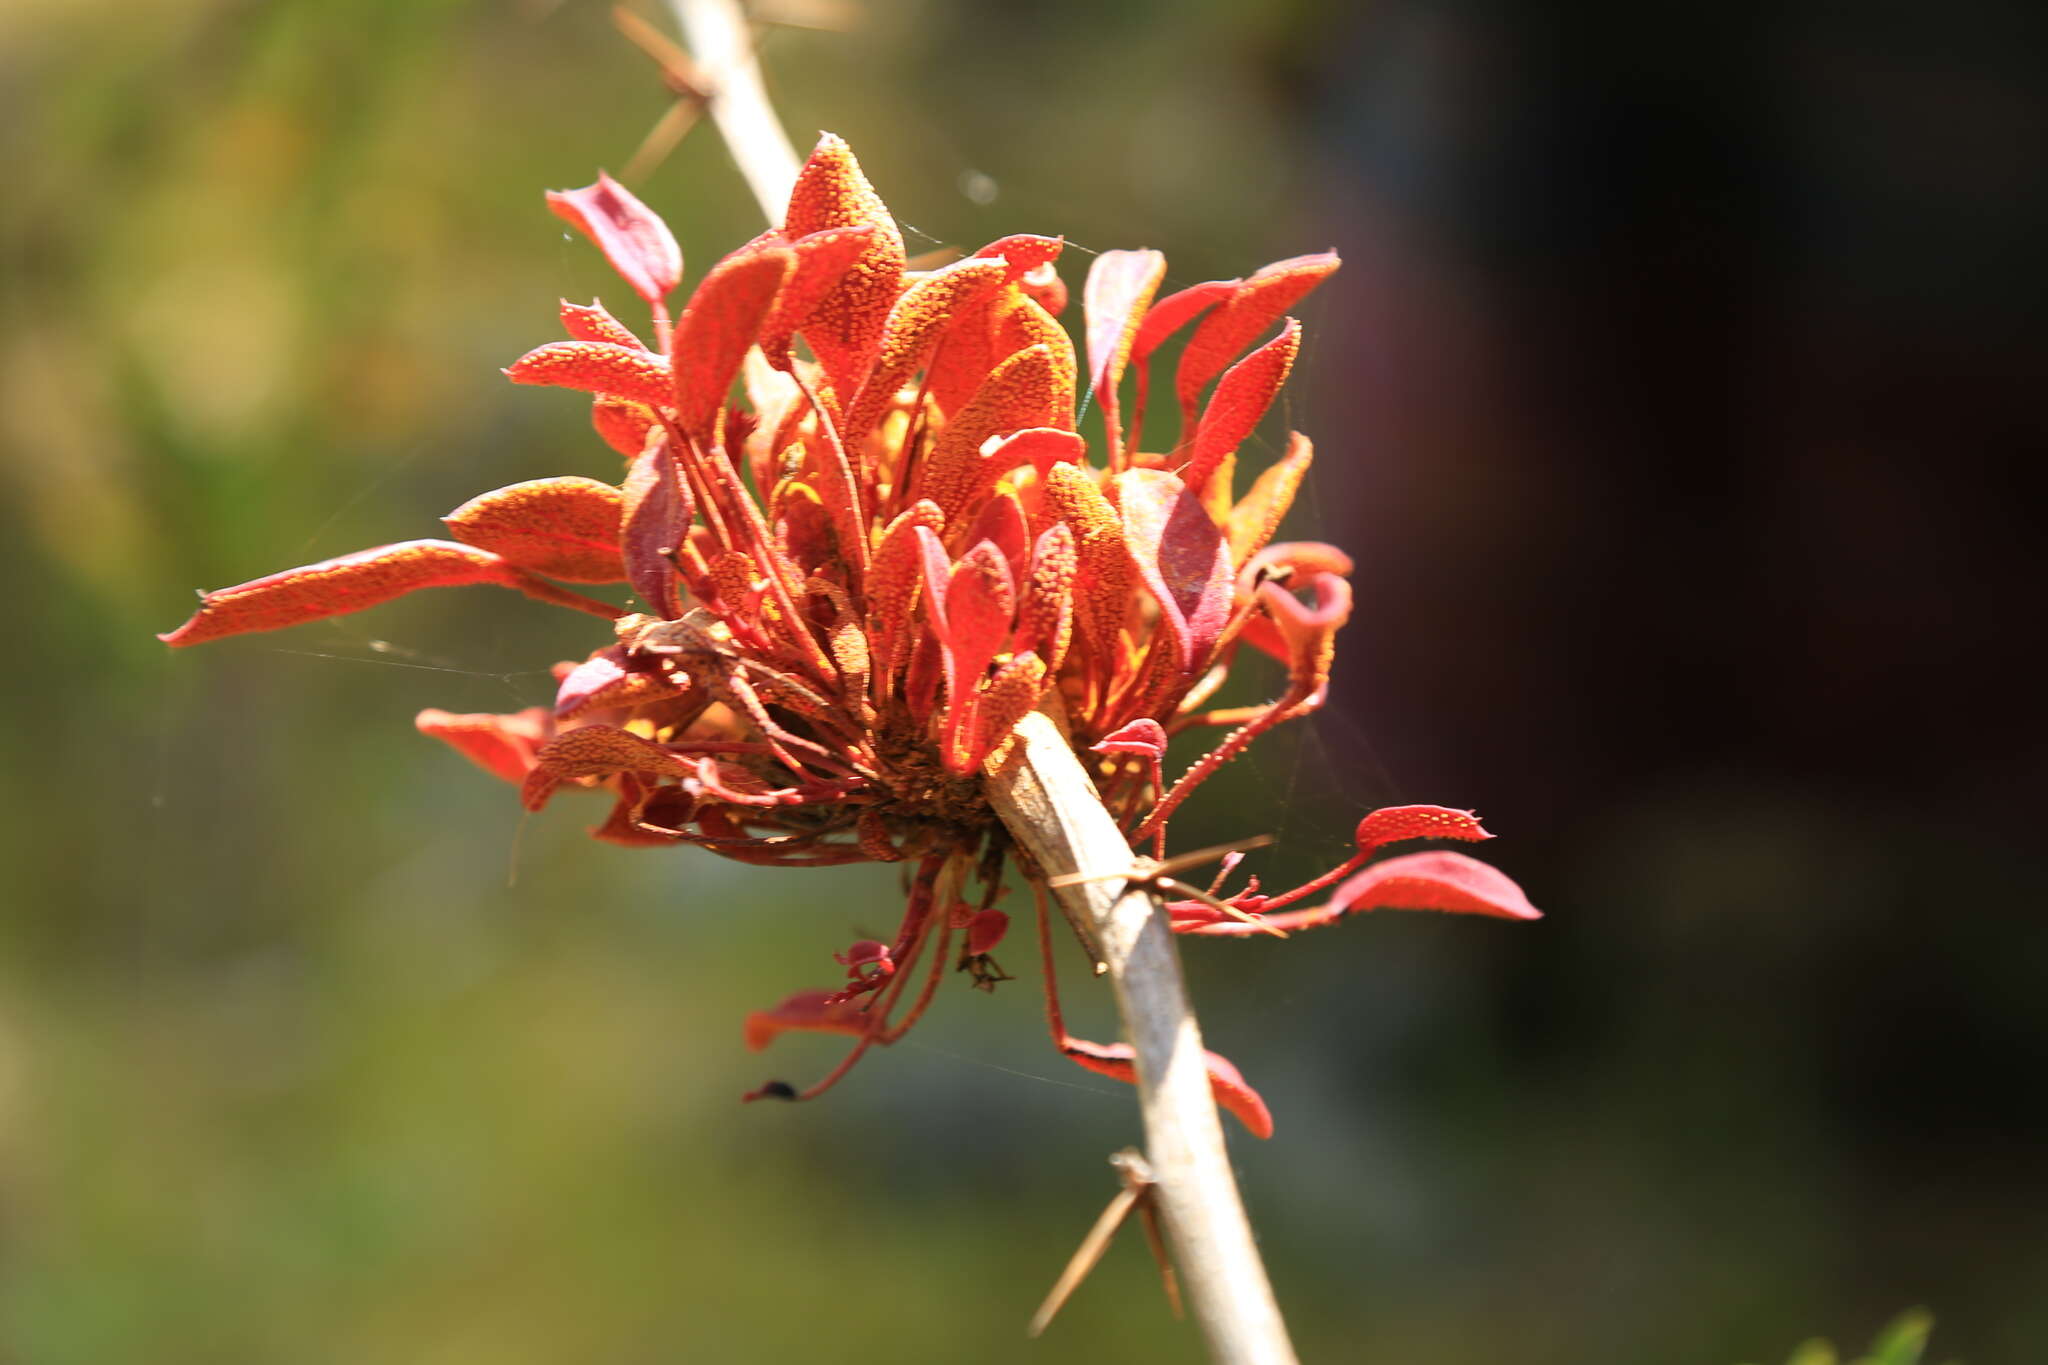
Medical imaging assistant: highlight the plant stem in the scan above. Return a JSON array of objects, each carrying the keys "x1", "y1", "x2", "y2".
[
  {"x1": 662, "y1": 3, "x2": 1298, "y2": 1359},
  {"x1": 984, "y1": 709, "x2": 1299, "y2": 1365}
]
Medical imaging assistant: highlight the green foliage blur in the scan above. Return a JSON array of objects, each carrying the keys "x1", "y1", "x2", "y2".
[
  {"x1": 1742, "y1": 1309, "x2": 1954, "y2": 1365},
  {"x1": 4, "y1": 2, "x2": 2041, "y2": 1363}
]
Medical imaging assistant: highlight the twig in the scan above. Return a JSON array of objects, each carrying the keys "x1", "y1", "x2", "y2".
[
  {"x1": 658, "y1": 4, "x2": 1299, "y2": 1360},
  {"x1": 667, "y1": 0, "x2": 800, "y2": 221},
  {"x1": 985, "y1": 708, "x2": 1298, "y2": 1364}
]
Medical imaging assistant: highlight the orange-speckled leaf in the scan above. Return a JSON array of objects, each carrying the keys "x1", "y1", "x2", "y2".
[
  {"x1": 846, "y1": 255, "x2": 1008, "y2": 439},
  {"x1": 1062, "y1": 1037, "x2": 1274, "y2": 1139},
  {"x1": 505, "y1": 341, "x2": 673, "y2": 411},
  {"x1": 620, "y1": 436, "x2": 692, "y2": 617},
  {"x1": 1175, "y1": 252, "x2": 1338, "y2": 424},
  {"x1": 1226, "y1": 432, "x2": 1313, "y2": 566},
  {"x1": 520, "y1": 723, "x2": 693, "y2": 811},
  {"x1": 1016, "y1": 521, "x2": 1075, "y2": 669},
  {"x1": 967, "y1": 650, "x2": 1047, "y2": 771},
  {"x1": 590, "y1": 396, "x2": 659, "y2": 458},
  {"x1": 159, "y1": 540, "x2": 524, "y2": 647},
  {"x1": 991, "y1": 292, "x2": 1077, "y2": 426},
  {"x1": 1356, "y1": 805, "x2": 1492, "y2": 853},
  {"x1": 1117, "y1": 469, "x2": 1234, "y2": 674},
  {"x1": 1181, "y1": 319, "x2": 1300, "y2": 491},
  {"x1": 1042, "y1": 462, "x2": 1132, "y2": 658},
  {"x1": 757, "y1": 224, "x2": 877, "y2": 369},
  {"x1": 1083, "y1": 249, "x2": 1167, "y2": 466},
  {"x1": 415, "y1": 707, "x2": 551, "y2": 785},
  {"x1": 671, "y1": 246, "x2": 794, "y2": 448},
  {"x1": 559, "y1": 298, "x2": 647, "y2": 349},
  {"x1": 782, "y1": 134, "x2": 907, "y2": 397},
  {"x1": 972, "y1": 233, "x2": 1064, "y2": 277},
  {"x1": 442, "y1": 477, "x2": 625, "y2": 583},
  {"x1": 547, "y1": 173, "x2": 683, "y2": 305},
  {"x1": 922, "y1": 344, "x2": 1063, "y2": 517}
]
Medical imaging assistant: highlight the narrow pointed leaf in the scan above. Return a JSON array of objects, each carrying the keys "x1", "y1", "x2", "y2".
[
  {"x1": 1176, "y1": 251, "x2": 1339, "y2": 422},
  {"x1": 161, "y1": 540, "x2": 525, "y2": 647},
  {"x1": 620, "y1": 436, "x2": 692, "y2": 617},
  {"x1": 1181, "y1": 318, "x2": 1300, "y2": 491}
]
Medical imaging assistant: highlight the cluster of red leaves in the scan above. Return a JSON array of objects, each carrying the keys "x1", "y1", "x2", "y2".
[{"x1": 162, "y1": 137, "x2": 1538, "y2": 1136}]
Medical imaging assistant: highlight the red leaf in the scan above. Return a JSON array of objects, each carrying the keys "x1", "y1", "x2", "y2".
[
  {"x1": 415, "y1": 707, "x2": 552, "y2": 785},
  {"x1": 160, "y1": 540, "x2": 523, "y2": 647},
  {"x1": 505, "y1": 341, "x2": 672, "y2": 411},
  {"x1": 1130, "y1": 277, "x2": 1238, "y2": 370},
  {"x1": 1082, "y1": 248, "x2": 1167, "y2": 465},
  {"x1": 619, "y1": 436, "x2": 693, "y2": 618},
  {"x1": 1319, "y1": 851, "x2": 1540, "y2": 923},
  {"x1": 964, "y1": 909, "x2": 1010, "y2": 956},
  {"x1": 744, "y1": 989, "x2": 869, "y2": 1051},
  {"x1": 943, "y1": 539, "x2": 1017, "y2": 690},
  {"x1": 1116, "y1": 469, "x2": 1234, "y2": 674},
  {"x1": 442, "y1": 476, "x2": 625, "y2": 583},
  {"x1": 1176, "y1": 252, "x2": 1339, "y2": 423},
  {"x1": 546, "y1": 173, "x2": 682, "y2": 306},
  {"x1": 670, "y1": 246, "x2": 794, "y2": 449},
  {"x1": 1181, "y1": 319, "x2": 1300, "y2": 491},
  {"x1": 1062, "y1": 1037, "x2": 1274, "y2": 1139}
]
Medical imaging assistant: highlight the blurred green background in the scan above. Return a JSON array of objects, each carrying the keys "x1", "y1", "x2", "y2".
[{"x1": 4, "y1": 1, "x2": 2042, "y2": 1362}]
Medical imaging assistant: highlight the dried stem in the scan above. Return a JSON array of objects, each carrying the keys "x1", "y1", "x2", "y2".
[{"x1": 661, "y1": 3, "x2": 1298, "y2": 1359}]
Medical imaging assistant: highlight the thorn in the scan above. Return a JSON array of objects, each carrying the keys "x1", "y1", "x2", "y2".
[{"x1": 1029, "y1": 1148, "x2": 1175, "y2": 1337}]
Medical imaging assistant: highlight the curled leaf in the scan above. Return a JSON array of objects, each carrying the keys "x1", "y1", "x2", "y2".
[
  {"x1": 1062, "y1": 1037, "x2": 1275, "y2": 1139},
  {"x1": 744, "y1": 989, "x2": 869, "y2": 1051},
  {"x1": 415, "y1": 707, "x2": 552, "y2": 785},
  {"x1": 547, "y1": 172, "x2": 683, "y2": 305}
]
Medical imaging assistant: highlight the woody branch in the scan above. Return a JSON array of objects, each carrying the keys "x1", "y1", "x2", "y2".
[{"x1": 660, "y1": 1, "x2": 1299, "y2": 1361}]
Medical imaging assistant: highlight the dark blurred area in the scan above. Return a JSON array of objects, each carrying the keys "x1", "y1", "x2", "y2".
[{"x1": 2, "y1": 1, "x2": 2041, "y2": 1362}]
